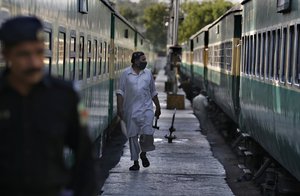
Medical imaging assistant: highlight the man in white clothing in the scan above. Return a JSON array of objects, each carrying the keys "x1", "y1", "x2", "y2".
[{"x1": 116, "y1": 51, "x2": 161, "y2": 171}]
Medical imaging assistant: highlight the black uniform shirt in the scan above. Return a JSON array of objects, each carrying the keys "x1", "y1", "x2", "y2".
[{"x1": 0, "y1": 69, "x2": 96, "y2": 195}]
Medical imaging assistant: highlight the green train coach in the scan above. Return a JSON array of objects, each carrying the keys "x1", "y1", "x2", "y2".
[
  {"x1": 206, "y1": 6, "x2": 242, "y2": 124},
  {"x1": 241, "y1": 0, "x2": 300, "y2": 181},
  {"x1": 0, "y1": 0, "x2": 155, "y2": 158},
  {"x1": 189, "y1": 25, "x2": 210, "y2": 92},
  {"x1": 180, "y1": 0, "x2": 300, "y2": 181}
]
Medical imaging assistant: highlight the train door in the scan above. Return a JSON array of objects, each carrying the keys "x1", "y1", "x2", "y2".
[
  {"x1": 190, "y1": 39, "x2": 194, "y2": 84},
  {"x1": 203, "y1": 31, "x2": 209, "y2": 91},
  {"x1": 232, "y1": 15, "x2": 242, "y2": 114},
  {"x1": 108, "y1": 13, "x2": 115, "y2": 124}
]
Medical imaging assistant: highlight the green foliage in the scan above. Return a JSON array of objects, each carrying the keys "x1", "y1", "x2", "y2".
[
  {"x1": 119, "y1": 6, "x2": 139, "y2": 25},
  {"x1": 115, "y1": 0, "x2": 233, "y2": 51},
  {"x1": 116, "y1": 0, "x2": 168, "y2": 52},
  {"x1": 179, "y1": 0, "x2": 233, "y2": 43},
  {"x1": 143, "y1": 3, "x2": 168, "y2": 52},
  {"x1": 116, "y1": 0, "x2": 159, "y2": 28}
]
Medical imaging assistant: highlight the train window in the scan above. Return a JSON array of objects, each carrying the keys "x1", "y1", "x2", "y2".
[
  {"x1": 295, "y1": 25, "x2": 300, "y2": 84},
  {"x1": 104, "y1": 42, "x2": 107, "y2": 73},
  {"x1": 115, "y1": 46, "x2": 118, "y2": 71},
  {"x1": 266, "y1": 32, "x2": 271, "y2": 79},
  {"x1": 108, "y1": 44, "x2": 110, "y2": 73},
  {"x1": 87, "y1": 40, "x2": 91, "y2": 79},
  {"x1": 244, "y1": 37, "x2": 248, "y2": 74},
  {"x1": 246, "y1": 36, "x2": 250, "y2": 74},
  {"x1": 275, "y1": 29, "x2": 281, "y2": 80},
  {"x1": 253, "y1": 34, "x2": 257, "y2": 75},
  {"x1": 270, "y1": 31, "x2": 276, "y2": 79},
  {"x1": 124, "y1": 29, "x2": 129, "y2": 38},
  {"x1": 70, "y1": 37, "x2": 76, "y2": 52},
  {"x1": 226, "y1": 42, "x2": 232, "y2": 71},
  {"x1": 208, "y1": 46, "x2": 213, "y2": 66},
  {"x1": 88, "y1": 40, "x2": 91, "y2": 53},
  {"x1": 57, "y1": 32, "x2": 66, "y2": 79},
  {"x1": 44, "y1": 31, "x2": 51, "y2": 50},
  {"x1": 44, "y1": 30, "x2": 52, "y2": 73},
  {"x1": 119, "y1": 48, "x2": 122, "y2": 69},
  {"x1": 219, "y1": 44, "x2": 223, "y2": 69},
  {"x1": 121, "y1": 48, "x2": 124, "y2": 69},
  {"x1": 214, "y1": 45, "x2": 218, "y2": 67},
  {"x1": 118, "y1": 47, "x2": 121, "y2": 70},
  {"x1": 261, "y1": 33, "x2": 266, "y2": 78},
  {"x1": 141, "y1": 39, "x2": 143, "y2": 45},
  {"x1": 277, "y1": 0, "x2": 291, "y2": 13},
  {"x1": 249, "y1": 36, "x2": 253, "y2": 75},
  {"x1": 242, "y1": 37, "x2": 246, "y2": 73},
  {"x1": 69, "y1": 32, "x2": 76, "y2": 80},
  {"x1": 117, "y1": 47, "x2": 121, "y2": 70},
  {"x1": 79, "y1": 36, "x2": 84, "y2": 80},
  {"x1": 93, "y1": 40, "x2": 98, "y2": 77},
  {"x1": 219, "y1": 44, "x2": 224, "y2": 67},
  {"x1": 87, "y1": 58, "x2": 91, "y2": 78},
  {"x1": 256, "y1": 34, "x2": 261, "y2": 77},
  {"x1": 281, "y1": 28, "x2": 287, "y2": 82},
  {"x1": 200, "y1": 49, "x2": 203, "y2": 63},
  {"x1": 79, "y1": 0, "x2": 88, "y2": 13},
  {"x1": 98, "y1": 42, "x2": 102, "y2": 75},
  {"x1": 287, "y1": 26, "x2": 294, "y2": 83},
  {"x1": 44, "y1": 58, "x2": 51, "y2": 73},
  {"x1": 69, "y1": 58, "x2": 75, "y2": 80}
]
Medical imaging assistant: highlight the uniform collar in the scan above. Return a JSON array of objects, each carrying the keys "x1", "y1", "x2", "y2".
[
  {"x1": 0, "y1": 68, "x2": 52, "y2": 93},
  {"x1": 128, "y1": 66, "x2": 145, "y2": 75}
]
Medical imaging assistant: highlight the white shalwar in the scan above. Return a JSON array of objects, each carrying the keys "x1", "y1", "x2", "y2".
[{"x1": 116, "y1": 67, "x2": 157, "y2": 160}]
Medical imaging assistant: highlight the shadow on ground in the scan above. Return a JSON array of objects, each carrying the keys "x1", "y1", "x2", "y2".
[{"x1": 97, "y1": 123, "x2": 127, "y2": 194}]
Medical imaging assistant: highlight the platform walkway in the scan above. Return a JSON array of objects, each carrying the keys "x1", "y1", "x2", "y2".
[{"x1": 101, "y1": 70, "x2": 234, "y2": 196}]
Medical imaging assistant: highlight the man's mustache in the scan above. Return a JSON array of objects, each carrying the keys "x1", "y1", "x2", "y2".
[{"x1": 22, "y1": 67, "x2": 42, "y2": 75}]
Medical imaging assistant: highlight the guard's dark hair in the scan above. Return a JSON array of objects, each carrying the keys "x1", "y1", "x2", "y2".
[
  {"x1": 0, "y1": 16, "x2": 44, "y2": 49},
  {"x1": 131, "y1": 51, "x2": 145, "y2": 64}
]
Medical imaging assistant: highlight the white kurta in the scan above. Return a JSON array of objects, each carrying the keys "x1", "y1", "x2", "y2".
[{"x1": 116, "y1": 67, "x2": 158, "y2": 138}]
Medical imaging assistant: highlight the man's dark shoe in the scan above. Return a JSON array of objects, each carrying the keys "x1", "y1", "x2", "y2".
[
  {"x1": 129, "y1": 161, "x2": 140, "y2": 171},
  {"x1": 129, "y1": 164, "x2": 140, "y2": 171},
  {"x1": 140, "y1": 152, "x2": 150, "y2": 168}
]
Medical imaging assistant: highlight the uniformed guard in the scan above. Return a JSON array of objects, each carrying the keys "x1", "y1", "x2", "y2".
[{"x1": 0, "y1": 16, "x2": 97, "y2": 196}]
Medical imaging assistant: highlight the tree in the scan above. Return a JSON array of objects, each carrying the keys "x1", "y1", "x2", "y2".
[
  {"x1": 116, "y1": 0, "x2": 159, "y2": 33},
  {"x1": 119, "y1": 6, "x2": 139, "y2": 26},
  {"x1": 143, "y1": 3, "x2": 169, "y2": 52},
  {"x1": 178, "y1": 0, "x2": 233, "y2": 43}
]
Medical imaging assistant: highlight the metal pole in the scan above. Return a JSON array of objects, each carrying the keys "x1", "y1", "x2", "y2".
[
  {"x1": 173, "y1": 0, "x2": 179, "y2": 45},
  {"x1": 169, "y1": 0, "x2": 174, "y2": 46}
]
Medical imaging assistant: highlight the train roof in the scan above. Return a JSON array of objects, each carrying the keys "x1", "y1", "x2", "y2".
[
  {"x1": 100, "y1": 0, "x2": 145, "y2": 38},
  {"x1": 241, "y1": 0, "x2": 250, "y2": 4},
  {"x1": 208, "y1": 4, "x2": 243, "y2": 29},
  {"x1": 190, "y1": 24, "x2": 211, "y2": 40},
  {"x1": 101, "y1": 0, "x2": 136, "y2": 30},
  {"x1": 189, "y1": 4, "x2": 242, "y2": 40}
]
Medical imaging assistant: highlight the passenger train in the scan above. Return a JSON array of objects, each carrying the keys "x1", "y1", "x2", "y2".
[
  {"x1": 0, "y1": 0, "x2": 155, "y2": 157},
  {"x1": 180, "y1": 0, "x2": 300, "y2": 181}
]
